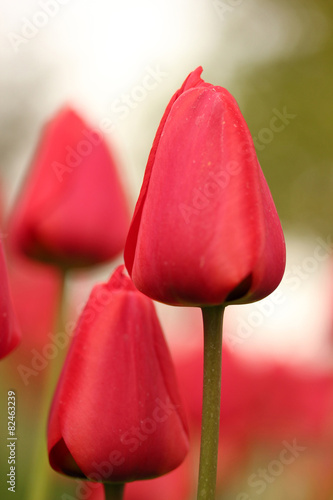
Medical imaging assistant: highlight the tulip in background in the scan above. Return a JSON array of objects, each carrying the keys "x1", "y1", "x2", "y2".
[
  {"x1": 6, "y1": 254, "x2": 63, "y2": 388},
  {"x1": 124, "y1": 66, "x2": 286, "y2": 500},
  {"x1": 9, "y1": 106, "x2": 130, "y2": 269},
  {"x1": 48, "y1": 265, "x2": 189, "y2": 499},
  {"x1": 0, "y1": 242, "x2": 21, "y2": 359}
]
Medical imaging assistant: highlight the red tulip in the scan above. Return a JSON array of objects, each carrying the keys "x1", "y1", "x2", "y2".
[
  {"x1": 0, "y1": 243, "x2": 21, "y2": 359},
  {"x1": 7, "y1": 255, "x2": 62, "y2": 352},
  {"x1": 254, "y1": 363, "x2": 333, "y2": 445},
  {"x1": 4, "y1": 254, "x2": 63, "y2": 388},
  {"x1": 125, "y1": 67, "x2": 285, "y2": 306},
  {"x1": 48, "y1": 266, "x2": 189, "y2": 483},
  {"x1": 9, "y1": 107, "x2": 130, "y2": 268}
]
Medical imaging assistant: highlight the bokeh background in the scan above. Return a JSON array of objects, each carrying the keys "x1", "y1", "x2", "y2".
[{"x1": 0, "y1": 0, "x2": 333, "y2": 499}]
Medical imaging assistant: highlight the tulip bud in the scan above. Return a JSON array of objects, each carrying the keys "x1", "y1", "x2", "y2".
[
  {"x1": 48, "y1": 266, "x2": 189, "y2": 483},
  {"x1": 125, "y1": 67, "x2": 286, "y2": 306},
  {"x1": 9, "y1": 107, "x2": 130, "y2": 268}
]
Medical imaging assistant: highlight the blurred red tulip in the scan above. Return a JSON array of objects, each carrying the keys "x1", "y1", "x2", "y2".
[
  {"x1": 174, "y1": 343, "x2": 265, "y2": 432},
  {"x1": 4, "y1": 254, "x2": 64, "y2": 388},
  {"x1": 48, "y1": 266, "x2": 189, "y2": 483},
  {"x1": 175, "y1": 339, "x2": 333, "y2": 456},
  {"x1": 125, "y1": 66, "x2": 285, "y2": 307},
  {"x1": 0, "y1": 243, "x2": 21, "y2": 359},
  {"x1": 9, "y1": 107, "x2": 130, "y2": 268},
  {"x1": 8, "y1": 256, "x2": 62, "y2": 352},
  {"x1": 254, "y1": 363, "x2": 333, "y2": 445}
]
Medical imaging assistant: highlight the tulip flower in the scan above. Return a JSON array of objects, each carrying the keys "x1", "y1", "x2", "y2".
[
  {"x1": 0, "y1": 243, "x2": 21, "y2": 359},
  {"x1": 124, "y1": 66, "x2": 285, "y2": 307},
  {"x1": 124, "y1": 67, "x2": 285, "y2": 500},
  {"x1": 48, "y1": 266, "x2": 189, "y2": 487},
  {"x1": 9, "y1": 107, "x2": 130, "y2": 269},
  {"x1": 254, "y1": 363, "x2": 333, "y2": 445}
]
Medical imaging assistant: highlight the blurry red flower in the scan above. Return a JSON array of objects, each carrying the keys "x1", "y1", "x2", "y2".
[
  {"x1": 0, "y1": 243, "x2": 20, "y2": 359},
  {"x1": 3, "y1": 254, "x2": 63, "y2": 388},
  {"x1": 8, "y1": 256, "x2": 62, "y2": 352},
  {"x1": 9, "y1": 107, "x2": 130, "y2": 268},
  {"x1": 254, "y1": 363, "x2": 333, "y2": 445},
  {"x1": 48, "y1": 266, "x2": 189, "y2": 483},
  {"x1": 125, "y1": 67, "x2": 285, "y2": 306}
]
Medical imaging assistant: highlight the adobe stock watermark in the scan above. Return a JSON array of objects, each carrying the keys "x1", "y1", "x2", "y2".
[
  {"x1": 284, "y1": 236, "x2": 333, "y2": 291},
  {"x1": 237, "y1": 439, "x2": 307, "y2": 499},
  {"x1": 60, "y1": 397, "x2": 180, "y2": 500},
  {"x1": 52, "y1": 127, "x2": 103, "y2": 183},
  {"x1": 52, "y1": 65, "x2": 168, "y2": 182},
  {"x1": 7, "y1": 0, "x2": 72, "y2": 53},
  {"x1": 107, "y1": 65, "x2": 168, "y2": 122},
  {"x1": 253, "y1": 107, "x2": 296, "y2": 152},
  {"x1": 227, "y1": 235, "x2": 333, "y2": 349},
  {"x1": 17, "y1": 285, "x2": 114, "y2": 385},
  {"x1": 212, "y1": 0, "x2": 244, "y2": 21}
]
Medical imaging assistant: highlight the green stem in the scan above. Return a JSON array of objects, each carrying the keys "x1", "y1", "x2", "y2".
[
  {"x1": 26, "y1": 272, "x2": 68, "y2": 500},
  {"x1": 104, "y1": 483, "x2": 125, "y2": 500},
  {"x1": 197, "y1": 305, "x2": 225, "y2": 500}
]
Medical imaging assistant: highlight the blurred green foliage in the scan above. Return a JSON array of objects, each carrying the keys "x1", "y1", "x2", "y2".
[{"x1": 225, "y1": 0, "x2": 333, "y2": 235}]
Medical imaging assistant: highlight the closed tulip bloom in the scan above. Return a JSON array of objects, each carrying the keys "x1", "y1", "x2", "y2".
[
  {"x1": 9, "y1": 107, "x2": 130, "y2": 268},
  {"x1": 48, "y1": 266, "x2": 189, "y2": 483},
  {"x1": 125, "y1": 67, "x2": 285, "y2": 306},
  {"x1": 0, "y1": 244, "x2": 20, "y2": 359}
]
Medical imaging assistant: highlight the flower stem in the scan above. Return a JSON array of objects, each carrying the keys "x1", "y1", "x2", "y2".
[
  {"x1": 104, "y1": 483, "x2": 125, "y2": 500},
  {"x1": 197, "y1": 305, "x2": 225, "y2": 500}
]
